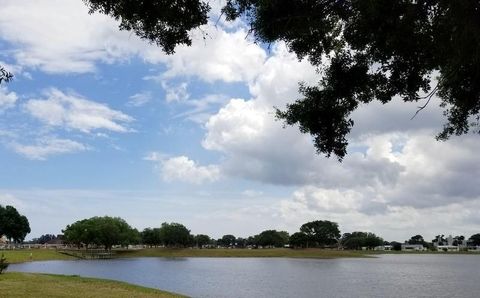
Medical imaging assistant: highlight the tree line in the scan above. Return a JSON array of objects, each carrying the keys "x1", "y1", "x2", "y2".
[
  {"x1": 60, "y1": 217, "x2": 386, "y2": 250},
  {"x1": 4, "y1": 209, "x2": 480, "y2": 251}
]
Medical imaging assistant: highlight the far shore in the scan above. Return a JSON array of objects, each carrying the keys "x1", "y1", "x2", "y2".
[
  {"x1": 1, "y1": 248, "x2": 367, "y2": 263},
  {"x1": 2, "y1": 247, "x2": 479, "y2": 264}
]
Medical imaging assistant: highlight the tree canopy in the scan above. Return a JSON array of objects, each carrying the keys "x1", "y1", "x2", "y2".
[
  {"x1": 469, "y1": 233, "x2": 480, "y2": 246},
  {"x1": 255, "y1": 230, "x2": 289, "y2": 247},
  {"x1": 0, "y1": 205, "x2": 31, "y2": 243},
  {"x1": 63, "y1": 216, "x2": 139, "y2": 250},
  {"x1": 2, "y1": 1, "x2": 478, "y2": 159},
  {"x1": 300, "y1": 220, "x2": 340, "y2": 247},
  {"x1": 158, "y1": 222, "x2": 193, "y2": 248},
  {"x1": 341, "y1": 231, "x2": 383, "y2": 250},
  {"x1": 224, "y1": 0, "x2": 480, "y2": 159},
  {"x1": 83, "y1": 0, "x2": 210, "y2": 54}
]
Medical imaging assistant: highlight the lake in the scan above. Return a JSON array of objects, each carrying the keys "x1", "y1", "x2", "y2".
[{"x1": 9, "y1": 254, "x2": 480, "y2": 298}]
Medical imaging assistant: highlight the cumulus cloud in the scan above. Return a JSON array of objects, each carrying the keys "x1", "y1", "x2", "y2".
[
  {"x1": 24, "y1": 88, "x2": 134, "y2": 133},
  {"x1": 160, "y1": 156, "x2": 220, "y2": 184},
  {"x1": 0, "y1": 0, "x2": 146, "y2": 73},
  {"x1": 10, "y1": 137, "x2": 88, "y2": 160},
  {"x1": 144, "y1": 26, "x2": 267, "y2": 83},
  {"x1": 0, "y1": 86, "x2": 18, "y2": 111},
  {"x1": 279, "y1": 192, "x2": 480, "y2": 241},
  {"x1": 199, "y1": 39, "x2": 480, "y2": 224}
]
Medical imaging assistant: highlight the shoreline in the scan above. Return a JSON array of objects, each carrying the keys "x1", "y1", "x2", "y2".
[
  {"x1": 0, "y1": 272, "x2": 185, "y2": 297},
  {"x1": 2, "y1": 248, "x2": 479, "y2": 264}
]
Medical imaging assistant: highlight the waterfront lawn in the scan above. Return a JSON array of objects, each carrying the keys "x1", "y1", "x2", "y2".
[
  {"x1": 116, "y1": 248, "x2": 368, "y2": 259},
  {"x1": 0, "y1": 272, "x2": 184, "y2": 298},
  {"x1": 0, "y1": 249, "x2": 75, "y2": 263}
]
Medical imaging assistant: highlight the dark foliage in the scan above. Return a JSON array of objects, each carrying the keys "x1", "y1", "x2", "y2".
[
  {"x1": 300, "y1": 220, "x2": 340, "y2": 247},
  {"x1": 0, "y1": 254, "x2": 8, "y2": 274},
  {"x1": 341, "y1": 232, "x2": 383, "y2": 250},
  {"x1": 225, "y1": 0, "x2": 480, "y2": 159},
  {"x1": 0, "y1": 67, "x2": 13, "y2": 84},
  {"x1": 83, "y1": 0, "x2": 210, "y2": 54},
  {"x1": 469, "y1": 233, "x2": 480, "y2": 246},
  {"x1": 63, "y1": 216, "x2": 139, "y2": 250},
  {"x1": 0, "y1": 205, "x2": 31, "y2": 243}
]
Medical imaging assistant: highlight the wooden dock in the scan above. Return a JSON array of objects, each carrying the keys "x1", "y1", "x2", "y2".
[{"x1": 58, "y1": 249, "x2": 116, "y2": 259}]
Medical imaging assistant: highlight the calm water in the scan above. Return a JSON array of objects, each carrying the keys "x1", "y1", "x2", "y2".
[{"x1": 9, "y1": 255, "x2": 480, "y2": 298}]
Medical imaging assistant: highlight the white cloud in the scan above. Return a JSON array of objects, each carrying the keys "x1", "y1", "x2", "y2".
[
  {"x1": 127, "y1": 91, "x2": 152, "y2": 107},
  {"x1": 143, "y1": 151, "x2": 168, "y2": 162},
  {"x1": 0, "y1": 193, "x2": 25, "y2": 209},
  {"x1": 199, "y1": 39, "x2": 480, "y2": 227},
  {"x1": 242, "y1": 190, "x2": 264, "y2": 197},
  {"x1": 0, "y1": 0, "x2": 144, "y2": 73},
  {"x1": 144, "y1": 25, "x2": 267, "y2": 83},
  {"x1": 10, "y1": 137, "x2": 88, "y2": 160},
  {"x1": 161, "y1": 81, "x2": 190, "y2": 103},
  {"x1": 24, "y1": 88, "x2": 134, "y2": 133},
  {"x1": 279, "y1": 192, "x2": 480, "y2": 242},
  {"x1": 0, "y1": 86, "x2": 17, "y2": 111},
  {"x1": 174, "y1": 94, "x2": 229, "y2": 124},
  {"x1": 160, "y1": 156, "x2": 220, "y2": 184}
]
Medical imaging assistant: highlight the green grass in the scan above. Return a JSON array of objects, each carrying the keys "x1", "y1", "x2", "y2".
[
  {"x1": 0, "y1": 272, "x2": 185, "y2": 298},
  {"x1": 116, "y1": 248, "x2": 369, "y2": 259},
  {"x1": 0, "y1": 249, "x2": 75, "y2": 263}
]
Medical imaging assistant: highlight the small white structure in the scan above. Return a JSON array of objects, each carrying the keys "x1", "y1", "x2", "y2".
[
  {"x1": 374, "y1": 245, "x2": 393, "y2": 251},
  {"x1": 401, "y1": 244, "x2": 426, "y2": 251},
  {"x1": 436, "y1": 245, "x2": 459, "y2": 252}
]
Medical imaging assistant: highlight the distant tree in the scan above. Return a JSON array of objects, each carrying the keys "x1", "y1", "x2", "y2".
[
  {"x1": 452, "y1": 235, "x2": 465, "y2": 246},
  {"x1": 219, "y1": 234, "x2": 236, "y2": 247},
  {"x1": 390, "y1": 241, "x2": 402, "y2": 251},
  {"x1": 432, "y1": 235, "x2": 446, "y2": 246},
  {"x1": 469, "y1": 234, "x2": 480, "y2": 246},
  {"x1": 341, "y1": 232, "x2": 383, "y2": 250},
  {"x1": 256, "y1": 230, "x2": 289, "y2": 248},
  {"x1": 300, "y1": 220, "x2": 340, "y2": 247},
  {"x1": 141, "y1": 228, "x2": 162, "y2": 247},
  {"x1": 158, "y1": 222, "x2": 192, "y2": 248},
  {"x1": 0, "y1": 205, "x2": 31, "y2": 244},
  {"x1": 235, "y1": 237, "x2": 247, "y2": 248},
  {"x1": 194, "y1": 234, "x2": 211, "y2": 248},
  {"x1": 408, "y1": 235, "x2": 425, "y2": 245},
  {"x1": 63, "y1": 216, "x2": 138, "y2": 250},
  {"x1": 289, "y1": 232, "x2": 308, "y2": 248},
  {"x1": 63, "y1": 219, "x2": 93, "y2": 248},
  {"x1": 363, "y1": 233, "x2": 384, "y2": 249},
  {"x1": 34, "y1": 234, "x2": 57, "y2": 245},
  {"x1": 246, "y1": 235, "x2": 259, "y2": 247}
]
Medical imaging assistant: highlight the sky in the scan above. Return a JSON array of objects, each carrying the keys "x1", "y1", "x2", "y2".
[{"x1": 0, "y1": 0, "x2": 479, "y2": 242}]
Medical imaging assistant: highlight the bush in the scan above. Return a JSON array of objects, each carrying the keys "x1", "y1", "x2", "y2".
[{"x1": 0, "y1": 253, "x2": 9, "y2": 274}]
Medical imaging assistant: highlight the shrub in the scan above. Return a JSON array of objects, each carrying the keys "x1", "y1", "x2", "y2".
[{"x1": 0, "y1": 253, "x2": 9, "y2": 274}]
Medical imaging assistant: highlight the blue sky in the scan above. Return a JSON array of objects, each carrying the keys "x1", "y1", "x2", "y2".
[{"x1": 1, "y1": 0, "x2": 479, "y2": 242}]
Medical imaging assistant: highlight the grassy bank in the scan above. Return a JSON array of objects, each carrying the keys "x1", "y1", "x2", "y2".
[
  {"x1": 0, "y1": 249, "x2": 75, "y2": 263},
  {"x1": 116, "y1": 248, "x2": 368, "y2": 259},
  {"x1": 0, "y1": 272, "x2": 184, "y2": 297}
]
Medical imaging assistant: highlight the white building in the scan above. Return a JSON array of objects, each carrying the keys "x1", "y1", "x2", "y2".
[{"x1": 401, "y1": 244, "x2": 426, "y2": 251}]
